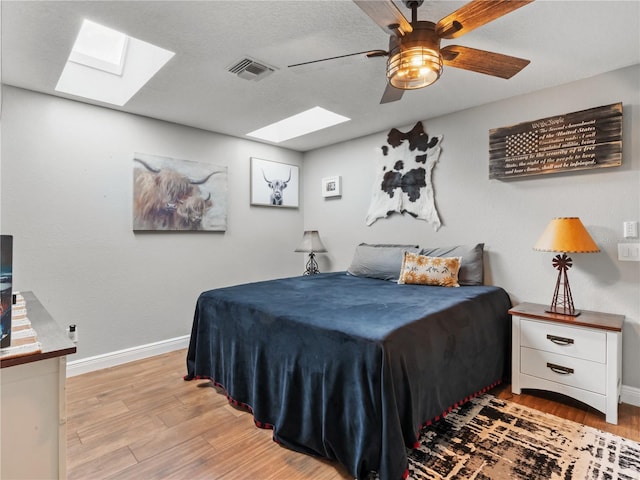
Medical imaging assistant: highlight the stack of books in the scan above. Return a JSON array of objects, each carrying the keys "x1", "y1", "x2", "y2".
[{"x1": 0, "y1": 293, "x2": 42, "y2": 360}]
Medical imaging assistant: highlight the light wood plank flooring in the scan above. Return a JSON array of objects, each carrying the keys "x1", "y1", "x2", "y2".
[{"x1": 66, "y1": 349, "x2": 640, "y2": 479}]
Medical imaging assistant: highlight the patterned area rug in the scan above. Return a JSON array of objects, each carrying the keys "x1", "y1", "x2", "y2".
[{"x1": 407, "y1": 394, "x2": 640, "y2": 480}]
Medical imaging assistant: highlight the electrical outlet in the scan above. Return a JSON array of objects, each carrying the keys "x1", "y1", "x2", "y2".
[
  {"x1": 623, "y1": 221, "x2": 638, "y2": 238},
  {"x1": 68, "y1": 324, "x2": 78, "y2": 343}
]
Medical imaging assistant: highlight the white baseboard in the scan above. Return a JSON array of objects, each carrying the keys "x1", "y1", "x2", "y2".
[
  {"x1": 621, "y1": 384, "x2": 640, "y2": 407},
  {"x1": 66, "y1": 335, "x2": 190, "y2": 377}
]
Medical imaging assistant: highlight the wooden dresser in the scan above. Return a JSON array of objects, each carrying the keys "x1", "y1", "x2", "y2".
[
  {"x1": 510, "y1": 302, "x2": 624, "y2": 424},
  {"x1": 1, "y1": 292, "x2": 76, "y2": 479}
]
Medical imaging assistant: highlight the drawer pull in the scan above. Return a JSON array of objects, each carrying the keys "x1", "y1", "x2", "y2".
[
  {"x1": 547, "y1": 363, "x2": 574, "y2": 375},
  {"x1": 546, "y1": 334, "x2": 574, "y2": 346}
]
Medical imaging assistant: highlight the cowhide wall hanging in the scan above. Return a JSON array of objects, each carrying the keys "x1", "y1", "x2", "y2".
[{"x1": 365, "y1": 121, "x2": 443, "y2": 231}]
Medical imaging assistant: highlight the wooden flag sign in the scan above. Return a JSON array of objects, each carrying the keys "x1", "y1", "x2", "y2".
[{"x1": 489, "y1": 103, "x2": 622, "y2": 179}]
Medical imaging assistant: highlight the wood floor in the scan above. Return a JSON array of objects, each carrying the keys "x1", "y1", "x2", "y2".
[{"x1": 66, "y1": 349, "x2": 640, "y2": 480}]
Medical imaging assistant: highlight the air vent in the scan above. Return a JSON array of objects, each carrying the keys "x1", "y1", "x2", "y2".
[{"x1": 227, "y1": 57, "x2": 276, "y2": 81}]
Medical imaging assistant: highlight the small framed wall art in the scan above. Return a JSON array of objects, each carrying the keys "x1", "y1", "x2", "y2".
[
  {"x1": 250, "y1": 157, "x2": 299, "y2": 208},
  {"x1": 322, "y1": 176, "x2": 342, "y2": 198}
]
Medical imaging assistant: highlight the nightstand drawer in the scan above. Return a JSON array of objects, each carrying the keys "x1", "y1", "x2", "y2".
[
  {"x1": 520, "y1": 318, "x2": 606, "y2": 363},
  {"x1": 520, "y1": 347, "x2": 606, "y2": 394}
]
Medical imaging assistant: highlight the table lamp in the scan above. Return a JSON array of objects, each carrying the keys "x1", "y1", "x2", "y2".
[
  {"x1": 294, "y1": 230, "x2": 327, "y2": 275},
  {"x1": 533, "y1": 217, "x2": 599, "y2": 316}
]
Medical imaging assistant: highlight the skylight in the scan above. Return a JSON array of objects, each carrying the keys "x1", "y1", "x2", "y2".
[
  {"x1": 56, "y1": 19, "x2": 175, "y2": 106},
  {"x1": 246, "y1": 107, "x2": 350, "y2": 143},
  {"x1": 68, "y1": 20, "x2": 128, "y2": 75}
]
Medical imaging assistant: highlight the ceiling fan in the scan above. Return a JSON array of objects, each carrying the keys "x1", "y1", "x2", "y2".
[{"x1": 288, "y1": 0, "x2": 534, "y2": 104}]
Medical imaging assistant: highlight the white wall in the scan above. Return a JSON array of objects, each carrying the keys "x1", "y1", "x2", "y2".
[
  {"x1": 1, "y1": 86, "x2": 304, "y2": 360},
  {"x1": 303, "y1": 65, "x2": 640, "y2": 391}
]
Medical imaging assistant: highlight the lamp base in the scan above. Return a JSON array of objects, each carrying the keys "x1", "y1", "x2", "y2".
[
  {"x1": 545, "y1": 306, "x2": 581, "y2": 317},
  {"x1": 547, "y1": 253, "x2": 581, "y2": 317},
  {"x1": 303, "y1": 252, "x2": 320, "y2": 275}
]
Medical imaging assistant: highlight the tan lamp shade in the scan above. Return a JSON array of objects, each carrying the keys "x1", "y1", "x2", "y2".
[{"x1": 533, "y1": 217, "x2": 600, "y2": 253}]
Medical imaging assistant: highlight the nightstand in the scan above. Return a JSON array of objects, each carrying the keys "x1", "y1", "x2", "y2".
[{"x1": 509, "y1": 302, "x2": 624, "y2": 424}]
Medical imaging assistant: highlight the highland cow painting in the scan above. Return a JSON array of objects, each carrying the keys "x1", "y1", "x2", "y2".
[
  {"x1": 250, "y1": 157, "x2": 299, "y2": 208},
  {"x1": 133, "y1": 153, "x2": 227, "y2": 231}
]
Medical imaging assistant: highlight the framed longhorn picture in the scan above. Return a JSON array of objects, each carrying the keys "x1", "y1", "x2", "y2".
[
  {"x1": 250, "y1": 157, "x2": 299, "y2": 208},
  {"x1": 132, "y1": 153, "x2": 228, "y2": 231}
]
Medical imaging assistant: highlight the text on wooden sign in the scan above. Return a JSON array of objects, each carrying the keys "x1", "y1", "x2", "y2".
[{"x1": 489, "y1": 103, "x2": 622, "y2": 179}]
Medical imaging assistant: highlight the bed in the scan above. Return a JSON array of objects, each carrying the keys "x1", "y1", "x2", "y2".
[{"x1": 186, "y1": 246, "x2": 511, "y2": 480}]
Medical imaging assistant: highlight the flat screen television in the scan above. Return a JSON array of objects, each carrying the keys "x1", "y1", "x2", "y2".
[{"x1": 1, "y1": 235, "x2": 13, "y2": 348}]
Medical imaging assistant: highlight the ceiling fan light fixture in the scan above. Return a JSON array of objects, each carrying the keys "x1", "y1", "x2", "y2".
[
  {"x1": 387, "y1": 45, "x2": 442, "y2": 89},
  {"x1": 386, "y1": 20, "x2": 443, "y2": 90}
]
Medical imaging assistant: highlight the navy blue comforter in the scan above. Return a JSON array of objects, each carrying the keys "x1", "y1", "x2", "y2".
[{"x1": 186, "y1": 272, "x2": 511, "y2": 480}]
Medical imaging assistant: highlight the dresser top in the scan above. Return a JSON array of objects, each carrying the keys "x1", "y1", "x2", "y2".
[
  {"x1": 1, "y1": 291, "x2": 76, "y2": 368},
  {"x1": 509, "y1": 302, "x2": 624, "y2": 332}
]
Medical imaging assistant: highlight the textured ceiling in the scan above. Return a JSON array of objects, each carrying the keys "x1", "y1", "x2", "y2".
[{"x1": 2, "y1": 1, "x2": 639, "y2": 152}]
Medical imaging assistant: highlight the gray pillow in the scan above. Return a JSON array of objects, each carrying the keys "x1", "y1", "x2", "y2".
[
  {"x1": 419, "y1": 244, "x2": 484, "y2": 286},
  {"x1": 347, "y1": 243, "x2": 419, "y2": 281}
]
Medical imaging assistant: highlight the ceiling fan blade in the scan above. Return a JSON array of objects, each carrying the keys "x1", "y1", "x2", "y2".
[
  {"x1": 288, "y1": 50, "x2": 387, "y2": 68},
  {"x1": 441, "y1": 45, "x2": 530, "y2": 79},
  {"x1": 436, "y1": 0, "x2": 534, "y2": 39},
  {"x1": 380, "y1": 83, "x2": 404, "y2": 104},
  {"x1": 353, "y1": 0, "x2": 412, "y2": 37}
]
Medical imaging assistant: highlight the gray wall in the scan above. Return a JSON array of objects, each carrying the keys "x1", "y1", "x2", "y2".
[
  {"x1": 1, "y1": 66, "x2": 638, "y2": 392},
  {"x1": 303, "y1": 65, "x2": 640, "y2": 390},
  {"x1": 1, "y1": 86, "x2": 304, "y2": 359}
]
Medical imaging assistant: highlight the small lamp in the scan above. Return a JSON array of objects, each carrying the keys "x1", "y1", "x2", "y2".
[
  {"x1": 533, "y1": 217, "x2": 600, "y2": 316},
  {"x1": 294, "y1": 230, "x2": 327, "y2": 275}
]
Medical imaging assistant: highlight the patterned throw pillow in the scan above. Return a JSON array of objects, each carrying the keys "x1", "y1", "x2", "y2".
[{"x1": 398, "y1": 251, "x2": 462, "y2": 287}]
